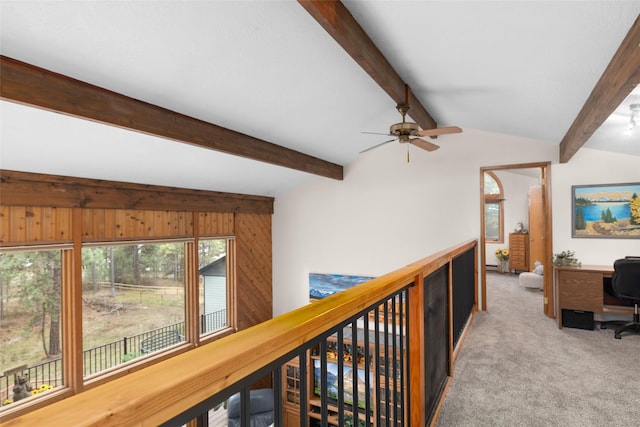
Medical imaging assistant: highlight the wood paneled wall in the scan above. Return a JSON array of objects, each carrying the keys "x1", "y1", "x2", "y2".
[
  {"x1": 199, "y1": 212, "x2": 235, "y2": 236},
  {"x1": 81, "y1": 208, "x2": 194, "y2": 241},
  {"x1": 236, "y1": 212, "x2": 272, "y2": 330},
  {"x1": 1, "y1": 206, "x2": 72, "y2": 244},
  {"x1": 0, "y1": 170, "x2": 273, "y2": 334},
  {"x1": 0, "y1": 207, "x2": 241, "y2": 244}
]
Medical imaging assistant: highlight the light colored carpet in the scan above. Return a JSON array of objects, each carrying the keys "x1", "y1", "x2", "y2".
[{"x1": 435, "y1": 271, "x2": 639, "y2": 427}]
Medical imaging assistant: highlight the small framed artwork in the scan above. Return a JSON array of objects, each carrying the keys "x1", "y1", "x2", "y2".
[{"x1": 572, "y1": 182, "x2": 640, "y2": 238}]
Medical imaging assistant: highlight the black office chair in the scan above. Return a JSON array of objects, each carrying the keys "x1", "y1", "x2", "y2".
[{"x1": 611, "y1": 257, "x2": 640, "y2": 339}]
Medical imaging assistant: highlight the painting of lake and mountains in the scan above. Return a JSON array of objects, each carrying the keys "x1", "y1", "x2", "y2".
[
  {"x1": 572, "y1": 183, "x2": 640, "y2": 238},
  {"x1": 309, "y1": 273, "x2": 374, "y2": 300}
]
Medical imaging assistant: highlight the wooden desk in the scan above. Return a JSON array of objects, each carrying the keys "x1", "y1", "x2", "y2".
[{"x1": 553, "y1": 264, "x2": 633, "y2": 329}]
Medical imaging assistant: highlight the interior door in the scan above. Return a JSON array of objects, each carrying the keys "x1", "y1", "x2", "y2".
[
  {"x1": 528, "y1": 182, "x2": 554, "y2": 316},
  {"x1": 528, "y1": 185, "x2": 545, "y2": 271}
]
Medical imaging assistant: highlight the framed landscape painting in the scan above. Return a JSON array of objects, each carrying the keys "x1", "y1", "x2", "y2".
[{"x1": 572, "y1": 183, "x2": 640, "y2": 239}]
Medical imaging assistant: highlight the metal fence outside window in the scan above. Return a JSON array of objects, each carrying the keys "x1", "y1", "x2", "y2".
[{"x1": 1, "y1": 309, "x2": 227, "y2": 407}]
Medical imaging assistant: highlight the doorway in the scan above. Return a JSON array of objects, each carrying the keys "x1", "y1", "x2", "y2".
[{"x1": 479, "y1": 162, "x2": 554, "y2": 317}]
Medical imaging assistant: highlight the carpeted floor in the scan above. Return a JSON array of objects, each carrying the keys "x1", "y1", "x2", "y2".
[{"x1": 435, "y1": 271, "x2": 639, "y2": 427}]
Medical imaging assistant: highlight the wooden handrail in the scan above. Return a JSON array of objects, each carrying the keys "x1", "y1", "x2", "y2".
[{"x1": 1, "y1": 239, "x2": 476, "y2": 426}]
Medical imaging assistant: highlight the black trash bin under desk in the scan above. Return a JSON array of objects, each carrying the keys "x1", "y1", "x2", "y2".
[{"x1": 562, "y1": 309, "x2": 595, "y2": 330}]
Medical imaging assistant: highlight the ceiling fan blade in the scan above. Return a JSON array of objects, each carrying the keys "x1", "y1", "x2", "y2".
[
  {"x1": 416, "y1": 126, "x2": 462, "y2": 138},
  {"x1": 410, "y1": 138, "x2": 440, "y2": 152},
  {"x1": 362, "y1": 131, "x2": 392, "y2": 136},
  {"x1": 359, "y1": 138, "x2": 396, "y2": 154}
]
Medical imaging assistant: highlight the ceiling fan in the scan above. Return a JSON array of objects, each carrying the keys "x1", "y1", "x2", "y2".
[{"x1": 361, "y1": 86, "x2": 462, "y2": 159}]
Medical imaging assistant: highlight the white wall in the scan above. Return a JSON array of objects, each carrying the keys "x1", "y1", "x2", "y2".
[
  {"x1": 551, "y1": 147, "x2": 640, "y2": 266},
  {"x1": 273, "y1": 130, "x2": 558, "y2": 316}
]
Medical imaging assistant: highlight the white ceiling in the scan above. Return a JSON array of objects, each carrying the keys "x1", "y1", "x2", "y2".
[{"x1": 1, "y1": 1, "x2": 639, "y2": 197}]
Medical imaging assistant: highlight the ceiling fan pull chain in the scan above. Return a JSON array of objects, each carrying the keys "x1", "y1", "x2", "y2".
[{"x1": 407, "y1": 144, "x2": 410, "y2": 163}]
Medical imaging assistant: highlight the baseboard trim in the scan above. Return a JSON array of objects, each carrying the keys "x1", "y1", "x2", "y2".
[
  {"x1": 429, "y1": 376, "x2": 453, "y2": 427},
  {"x1": 452, "y1": 309, "x2": 475, "y2": 364}
]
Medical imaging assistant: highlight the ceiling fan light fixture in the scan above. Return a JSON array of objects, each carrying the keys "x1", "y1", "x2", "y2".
[
  {"x1": 390, "y1": 121, "x2": 420, "y2": 137},
  {"x1": 625, "y1": 103, "x2": 640, "y2": 136}
]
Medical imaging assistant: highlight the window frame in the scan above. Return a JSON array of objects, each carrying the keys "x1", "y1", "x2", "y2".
[
  {"x1": 197, "y1": 236, "x2": 236, "y2": 341},
  {"x1": 0, "y1": 246, "x2": 69, "y2": 410},
  {"x1": 484, "y1": 171, "x2": 505, "y2": 243},
  {"x1": 0, "y1": 235, "x2": 237, "y2": 413},
  {"x1": 80, "y1": 239, "x2": 190, "y2": 380}
]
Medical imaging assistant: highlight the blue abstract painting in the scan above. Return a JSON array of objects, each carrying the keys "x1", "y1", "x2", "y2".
[{"x1": 309, "y1": 273, "x2": 374, "y2": 300}]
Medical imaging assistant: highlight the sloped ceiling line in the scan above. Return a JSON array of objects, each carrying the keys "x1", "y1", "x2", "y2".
[
  {"x1": 0, "y1": 55, "x2": 344, "y2": 181},
  {"x1": 559, "y1": 14, "x2": 640, "y2": 163},
  {"x1": 302, "y1": 1, "x2": 640, "y2": 162},
  {"x1": 298, "y1": 0, "x2": 437, "y2": 131}
]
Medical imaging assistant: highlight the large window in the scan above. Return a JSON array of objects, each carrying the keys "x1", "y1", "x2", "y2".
[
  {"x1": 0, "y1": 249, "x2": 64, "y2": 408},
  {"x1": 81, "y1": 242, "x2": 186, "y2": 377},
  {"x1": 484, "y1": 171, "x2": 504, "y2": 242},
  {"x1": 1, "y1": 236, "x2": 237, "y2": 412}
]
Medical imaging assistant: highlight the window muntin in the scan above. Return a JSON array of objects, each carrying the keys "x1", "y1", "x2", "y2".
[
  {"x1": 484, "y1": 172, "x2": 501, "y2": 195},
  {"x1": 0, "y1": 249, "x2": 63, "y2": 408},
  {"x1": 198, "y1": 239, "x2": 231, "y2": 336},
  {"x1": 484, "y1": 202, "x2": 501, "y2": 240},
  {"x1": 81, "y1": 242, "x2": 186, "y2": 377},
  {"x1": 1, "y1": 235, "x2": 236, "y2": 414},
  {"x1": 484, "y1": 172, "x2": 504, "y2": 243}
]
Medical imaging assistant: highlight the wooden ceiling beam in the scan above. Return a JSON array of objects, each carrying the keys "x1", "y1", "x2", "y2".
[
  {"x1": 298, "y1": 0, "x2": 438, "y2": 130},
  {"x1": 559, "y1": 15, "x2": 640, "y2": 163},
  {"x1": 0, "y1": 55, "x2": 343, "y2": 181},
  {"x1": 0, "y1": 169, "x2": 274, "y2": 214}
]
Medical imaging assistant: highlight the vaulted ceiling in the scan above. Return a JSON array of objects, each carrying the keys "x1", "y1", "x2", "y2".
[{"x1": 1, "y1": 1, "x2": 639, "y2": 197}]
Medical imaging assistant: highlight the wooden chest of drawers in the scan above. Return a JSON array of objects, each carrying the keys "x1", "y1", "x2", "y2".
[{"x1": 509, "y1": 232, "x2": 529, "y2": 272}]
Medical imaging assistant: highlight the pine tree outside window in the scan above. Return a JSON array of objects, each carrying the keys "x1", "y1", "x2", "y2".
[{"x1": 0, "y1": 249, "x2": 64, "y2": 407}]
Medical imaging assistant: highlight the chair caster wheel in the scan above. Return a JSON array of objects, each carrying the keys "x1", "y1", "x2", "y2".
[{"x1": 615, "y1": 333, "x2": 621, "y2": 339}]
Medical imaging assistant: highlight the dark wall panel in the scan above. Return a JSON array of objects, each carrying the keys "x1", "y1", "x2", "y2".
[
  {"x1": 423, "y1": 264, "x2": 449, "y2": 424},
  {"x1": 452, "y1": 248, "x2": 475, "y2": 348}
]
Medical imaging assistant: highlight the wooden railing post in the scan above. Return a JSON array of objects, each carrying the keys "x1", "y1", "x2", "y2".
[{"x1": 409, "y1": 272, "x2": 426, "y2": 427}]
